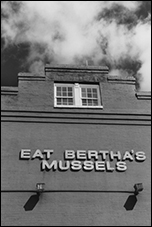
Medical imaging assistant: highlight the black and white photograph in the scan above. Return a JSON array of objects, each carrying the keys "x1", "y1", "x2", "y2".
[{"x1": 1, "y1": 1, "x2": 151, "y2": 226}]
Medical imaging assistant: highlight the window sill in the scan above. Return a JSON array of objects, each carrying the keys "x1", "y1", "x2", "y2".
[{"x1": 54, "y1": 105, "x2": 103, "y2": 109}]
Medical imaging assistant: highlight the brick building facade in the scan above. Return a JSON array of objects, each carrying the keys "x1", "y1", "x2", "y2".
[{"x1": 1, "y1": 65, "x2": 151, "y2": 226}]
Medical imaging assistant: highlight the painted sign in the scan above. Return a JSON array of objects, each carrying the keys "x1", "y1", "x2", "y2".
[{"x1": 20, "y1": 149, "x2": 146, "y2": 172}]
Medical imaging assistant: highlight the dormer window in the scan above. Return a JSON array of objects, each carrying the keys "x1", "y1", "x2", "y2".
[{"x1": 54, "y1": 83, "x2": 102, "y2": 108}]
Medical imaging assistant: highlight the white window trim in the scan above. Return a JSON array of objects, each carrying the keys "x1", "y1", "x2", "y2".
[{"x1": 54, "y1": 83, "x2": 103, "y2": 108}]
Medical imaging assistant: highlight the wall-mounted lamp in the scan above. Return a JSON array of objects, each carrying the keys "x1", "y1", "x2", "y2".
[
  {"x1": 23, "y1": 183, "x2": 45, "y2": 211},
  {"x1": 134, "y1": 183, "x2": 143, "y2": 195},
  {"x1": 36, "y1": 183, "x2": 45, "y2": 195},
  {"x1": 124, "y1": 183, "x2": 143, "y2": 211}
]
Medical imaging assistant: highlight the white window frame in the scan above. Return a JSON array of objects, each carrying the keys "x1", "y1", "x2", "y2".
[{"x1": 54, "y1": 83, "x2": 103, "y2": 108}]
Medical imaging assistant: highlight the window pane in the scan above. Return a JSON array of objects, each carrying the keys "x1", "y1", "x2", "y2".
[
  {"x1": 87, "y1": 88, "x2": 92, "y2": 98},
  {"x1": 62, "y1": 88, "x2": 67, "y2": 96},
  {"x1": 93, "y1": 99, "x2": 98, "y2": 106},
  {"x1": 93, "y1": 88, "x2": 97, "y2": 93},
  {"x1": 68, "y1": 98, "x2": 73, "y2": 105},
  {"x1": 81, "y1": 88, "x2": 86, "y2": 98},
  {"x1": 57, "y1": 98, "x2": 62, "y2": 105},
  {"x1": 57, "y1": 87, "x2": 61, "y2": 92},
  {"x1": 62, "y1": 87, "x2": 67, "y2": 97},
  {"x1": 93, "y1": 88, "x2": 98, "y2": 98},
  {"x1": 93, "y1": 93, "x2": 97, "y2": 98},
  {"x1": 88, "y1": 99, "x2": 93, "y2": 106},
  {"x1": 68, "y1": 92, "x2": 73, "y2": 97},
  {"x1": 62, "y1": 87, "x2": 67, "y2": 92},
  {"x1": 87, "y1": 93, "x2": 92, "y2": 98},
  {"x1": 68, "y1": 87, "x2": 72, "y2": 92},
  {"x1": 63, "y1": 98, "x2": 68, "y2": 105},
  {"x1": 68, "y1": 87, "x2": 73, "y2": 97},
  {"x1": 82, "y1": 92, "x2": 86, "y2": 97},
  {"x1": 57, "y1": 91, "x2": 62, "y2": 96},
  {"x1": 82, "y1": 99, "x2": 87, "y2": 106},
  {"x1": 56, "y1": 87, "x2": 62, "y2": 96}
]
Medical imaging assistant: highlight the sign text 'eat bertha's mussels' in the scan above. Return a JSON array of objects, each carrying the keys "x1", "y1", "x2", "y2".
[{"x1": 20, "y1": 149, "x2": 146, "y2": 172}]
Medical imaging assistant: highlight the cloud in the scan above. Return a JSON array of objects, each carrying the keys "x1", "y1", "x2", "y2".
[
  {"x1": 1, "y1": 1, "x2": 151, "y2": 91},
  {"x1": 132, "y1": 22, "x2": 151, "y2": 90}
]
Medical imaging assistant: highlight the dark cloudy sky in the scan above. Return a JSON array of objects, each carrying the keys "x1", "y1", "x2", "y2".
[{"x1": 1, "y1": 1, "x2": 151, "y2": 89}]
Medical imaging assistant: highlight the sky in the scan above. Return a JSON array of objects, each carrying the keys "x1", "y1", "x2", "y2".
[{"x1": 1, "y1": 1, "x2": 151, "y2": 90}]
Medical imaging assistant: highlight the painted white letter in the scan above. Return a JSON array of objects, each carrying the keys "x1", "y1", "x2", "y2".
[
  {"x1": 20, "y1": 149, "x2": 31, "y2": 159},
  {"x1": 116, "y1": 162, "x2": 127, "y2": 172},
  {"x1": 58, "y1": 161, "x2": 70, "y2": 171},
  {"x1": 41, "y1": 160, "x2": 57, "y2": 171},
  {"x1": 83, "y1": 161, "x2": 94, "y2": 171},
  {"x1": 32, "y1": 149, "x2": 44, "y2": 160},
  {"x1": 98, "y1": 151, "x2": 109, "y2": 160},
  {"x1": 106, "y1": 161, "x2": 115, "y2": 172},
  {"x1": 135, "y1": 151, "x2": 146, "y2": 162},
  {"x1": 110, "y1": 151, "x2": 121, "y2": 161},
  {"x1": 95, "y1": 161, "x2": 105, "y2": 171},
  {"x1": 71, "y1": 161, "x2": 82, "y2": 171},
  {"x1": 43, "y1": 150, "x2": 54, "y2": 160},
  {"x1": 64, "y1": 150, "x2": 75, "y2": 160},
  {"x1": 88, "y1": 150, "x2": 98, "y2": 160},
  {"x1": 76, "y1": 150, "x2": 87, "y2": 160},
  {"x1": 122, "y1": 151, "x2": 134, "y2": 161}
]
